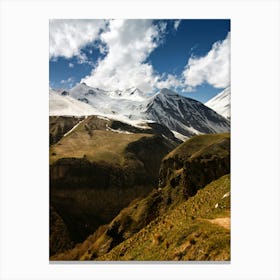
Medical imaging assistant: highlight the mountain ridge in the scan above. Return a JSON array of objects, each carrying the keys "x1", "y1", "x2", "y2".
[{"x1": 50, "y1": 84, "x2": 230, "y2": 138}]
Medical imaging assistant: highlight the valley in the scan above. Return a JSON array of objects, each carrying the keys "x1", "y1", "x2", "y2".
[{"x1": 49, "y1": 84, "x2": 230, "y2": 261}]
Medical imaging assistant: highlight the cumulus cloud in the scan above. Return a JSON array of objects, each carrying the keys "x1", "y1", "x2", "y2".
[
  {"x1": 81, "y1": 19, "x2": 169, "y2": 92},
  {"x1": 183, "y1": 32, "x2": 230, "y2": 89},
  {"x1": 49, "y1": 19, "x2": 106, "y2": 59},
  {"x1": 174, "y1": 20, "x2": 181, "y2": 31},
  {"x1": 156, "y1": 74, "x2": 182, "y2": 89},
  {"x1": 50, "y1": 19, "x2": 229, "y2": 93}
]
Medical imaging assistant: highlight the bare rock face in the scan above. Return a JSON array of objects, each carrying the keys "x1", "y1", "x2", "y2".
[{"x1": 159, "y1": 134, "x2": 230, "y2": 198}]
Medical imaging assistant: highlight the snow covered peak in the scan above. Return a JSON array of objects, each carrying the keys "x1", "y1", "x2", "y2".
[
  {"x1": 49, "y1": 89, "x2": 98, "y2": 116},
  {"x1": 69, "y1": 83, "x2": 106, "y2": 99},
  {"x1": 69, "y1": 83, "x2": 148, "y2": 102},
  {"x1": 107, "y1": 87, "x2": 147, "y2": 101},
  {"x1": 205, "y1": 87, "x2": 230, "y2": 119}
]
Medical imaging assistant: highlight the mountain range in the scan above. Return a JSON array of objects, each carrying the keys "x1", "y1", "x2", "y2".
[
  {"x1": 50, "y1": 83, "x2": 230, "y2": 139},
  {"x1": 49, "y1": 83, "x2": 231, "y2": 261}
]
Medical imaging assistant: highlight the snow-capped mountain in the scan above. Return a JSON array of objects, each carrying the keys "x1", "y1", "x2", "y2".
[
  {"x1": 146, "y1": 88, "x2": 229, "y2": 137},
  {"x1": 49, "y1": 89, "x2": 98, "y2": 116},
  {"x1": 50, "y1": 84, "x2": 230, "y2": 137},
  {"x1": 205, "y1": 87, "x2": 230, "y2": 119}
]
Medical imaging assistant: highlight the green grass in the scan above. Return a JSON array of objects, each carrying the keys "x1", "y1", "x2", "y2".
[
  {"x1": 165, "y1": 133, "x2": 230, "y2": 161},
  {"x1": 50, "y1": 117, "x2": 151, "y2": 165},
  {"x1": 97, "y1": 174, "x2": 230, "y2": 261}
]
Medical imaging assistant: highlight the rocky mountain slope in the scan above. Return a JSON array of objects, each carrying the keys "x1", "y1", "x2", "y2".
[
  {"x1": 145, "y1": 88, "x2": 229, "y2": 137},
  {"x1": 51, "y1": 133, "x2": 230, "y2": 261}
]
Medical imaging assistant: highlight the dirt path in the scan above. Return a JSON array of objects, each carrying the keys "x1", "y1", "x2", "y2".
[{"x1": 207, "y1": 217, "x2": 230, "y2": 230}]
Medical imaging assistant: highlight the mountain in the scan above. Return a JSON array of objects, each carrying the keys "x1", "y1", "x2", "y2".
[
  {"x1": 49, "y1": 89, "x2": 98, "y2": 116},
  {"x1": 51, "y1": 133, "x2": 230, "y2": 261},
  {"x1": 50, "y1": 84, "x2": 230, "y2": 138},
  {"x1": 49, "y1": 84, "x2": 231, "y2": 260},
  {"x1": 205, "y1": 87, "x2": 230, "y2": 119},
  {"x1": 145, "y1": 88, "x2": 230, "y2": 137},
  {"x1": 68, "y1": 83, "x2": 149, "y2": 122}
]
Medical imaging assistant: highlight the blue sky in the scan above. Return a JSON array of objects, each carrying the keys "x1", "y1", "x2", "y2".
[{"x1": 49, "y1": 19, "x2": 230, "y2": 103}]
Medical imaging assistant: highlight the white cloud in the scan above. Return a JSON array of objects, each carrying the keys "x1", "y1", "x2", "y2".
[
  {"x1": 49, "y1": 19, "x2": 106, "y2": 59},
  {"x1": 51, "y1": 19, "x2": 229, "y2": 93},
  {"x1": 81, "y1": 19, "x2": 169, "y2": 92},
  {"x1": 183, "y1": 86, "x2": 196, "y2": 93},
  {"x1": 174, "y1": 20, "x2": 181, "y2": 31},
  {"x1": 183, "y1": 32, "x2": 230, "y2": 89},
  {"x1": 156, "y1": 74, "x2": 182, "y2": 89}
]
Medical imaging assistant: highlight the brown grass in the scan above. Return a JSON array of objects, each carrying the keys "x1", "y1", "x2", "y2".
[{"x1": 50, "y1": 128, "x2": 151, "y2": 165}]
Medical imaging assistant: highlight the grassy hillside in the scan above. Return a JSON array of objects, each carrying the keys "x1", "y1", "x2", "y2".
[
  {"x1": 165, "y1": 133, "x2": 230, "y2": 161},
  {"x1": 51, "y1": 133, "x2": 230, "y2": 261},
  {"x1": 49, "y1": 116, "x2": 84, "y2": 145},
  {"x1": 50, "y1": 116, "x2": 152, "y2": 165},
  {"x1": 98, "y1": 174, "x2": 230, "y2": 261},
  {"x1": 50, "y1": 116, "x2": 179, "y2": 255}
]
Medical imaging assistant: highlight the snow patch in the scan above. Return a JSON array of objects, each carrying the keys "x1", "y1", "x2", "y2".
[
  {"x1": 171, "y1": 130, "x2": 189, "y2": 142},
  {"x1": 222, "y1": 192, "x2": 230, "y2": 199},
  {"x1": 97, "y1": 115, "x2": 110, "y2": 121},
  {"x1": 63, "y1": 120, "x2": 84, "y2": 137},
  {"x1": 106, "y1": 127, "x2": 133, "y2": 135}
]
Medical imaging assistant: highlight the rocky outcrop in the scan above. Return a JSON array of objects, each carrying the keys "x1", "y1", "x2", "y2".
[{"x1": 159, "y1": 134, "x2": 230, "y2": 197}]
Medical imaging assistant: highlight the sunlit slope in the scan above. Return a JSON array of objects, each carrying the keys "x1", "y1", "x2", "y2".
[{"x1": 98, "y1": 174, "x2": 230, "y2": 261}]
